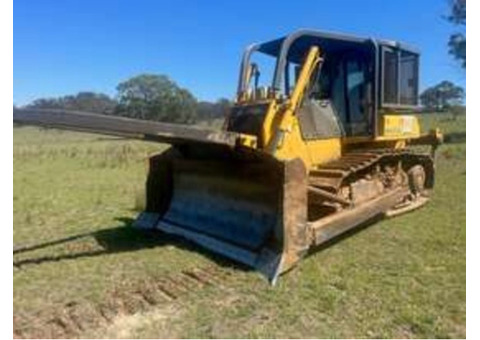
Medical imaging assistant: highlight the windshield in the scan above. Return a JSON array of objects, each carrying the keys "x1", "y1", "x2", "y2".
[
  {"x1": 238, "y1": 51, "x2": 277, "y2": 97},
  {"x1": 237, "y1": 49, "x2": 301, "y2": 100}
]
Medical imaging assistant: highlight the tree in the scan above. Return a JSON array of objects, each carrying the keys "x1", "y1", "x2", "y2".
[
  {"x1": 196, "y1": 98, "x2": 232, "y2": 121},
  {"x1": 420, "y1": 81, "x2": 464, "y2": 111},
  {"x1": 26, "y1": 92, "x2": 116, "y2": 114},
  {"x1": 115, "y1": 74, "x2": 197, "y2": 123},
  {"x1": 447, "y1": 0, "x2": 466, "y2": 68}
]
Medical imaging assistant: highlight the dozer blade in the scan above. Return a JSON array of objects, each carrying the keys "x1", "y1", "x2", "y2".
[
  {"x1": 134, "y1": 147, "x2": 310, "y2": 283},
  {"x1": 13, "y1": 108, "x2": 311, "y2": 282}
]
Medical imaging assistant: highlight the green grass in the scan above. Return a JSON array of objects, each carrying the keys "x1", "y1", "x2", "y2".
[
  {"x1": 13, "y1": 129, "x2": 208, "y2": 310},
  {"x1": 417, "y1": 112, "x2": 466, "y2": 137},
  {"x1": 13, "y1": 115, "x2": 465, "y2": 338}
]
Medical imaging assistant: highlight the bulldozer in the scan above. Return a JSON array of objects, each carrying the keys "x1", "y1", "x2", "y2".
[{"x1": 14, "y1": 29, "x2": 442, "y2": 283}]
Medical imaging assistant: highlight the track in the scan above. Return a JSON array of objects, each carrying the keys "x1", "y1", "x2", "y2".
[
  {"x1": 310, "y1": 149, "x2": 433, "y2": 192},
  {"x1": 307, "y1": 149, "x2": 434, "y2": 221}
]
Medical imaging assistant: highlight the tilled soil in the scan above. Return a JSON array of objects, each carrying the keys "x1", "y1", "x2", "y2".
[{"x1": 13, "y1": 265, "x2": 233, "y2": 339}]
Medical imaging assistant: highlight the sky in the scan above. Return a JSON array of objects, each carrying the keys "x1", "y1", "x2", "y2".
[{"x1": 13, "y1": 0, "x2": 466, "y2": 105}]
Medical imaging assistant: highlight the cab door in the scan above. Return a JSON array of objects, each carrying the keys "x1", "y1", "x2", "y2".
[{"x1": 330, "y1": 51, "x2": 374, "y2": 137}]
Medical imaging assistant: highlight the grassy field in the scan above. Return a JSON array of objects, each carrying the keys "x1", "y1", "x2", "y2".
[{"x1": 13, "y1": 114, "x2": 465, "y2": 339}]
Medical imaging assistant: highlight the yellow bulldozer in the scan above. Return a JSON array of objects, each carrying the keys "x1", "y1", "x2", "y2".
[{"x1": 14, "y1": 29, "x2": 442, "y2": 283}]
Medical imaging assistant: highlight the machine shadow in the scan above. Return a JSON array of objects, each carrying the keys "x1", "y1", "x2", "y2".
[
  {"x1": 13, "y1": 217, "x2": 251, "y2": 273},
  {"x1": 14, "y1": 214, "x2": 388, "y2": 279}
]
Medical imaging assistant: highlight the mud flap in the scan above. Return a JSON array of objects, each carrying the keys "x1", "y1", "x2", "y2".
[{"x1": 134, "y1": 148, "x2": 309, "y2": 283}]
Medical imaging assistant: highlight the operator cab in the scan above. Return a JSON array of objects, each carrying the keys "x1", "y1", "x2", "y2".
[{"x1": 229, "y1": 29, "x2": 420, "y2": 140}]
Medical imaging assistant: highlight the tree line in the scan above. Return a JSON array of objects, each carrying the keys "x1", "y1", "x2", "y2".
[
  {"x1": 24, "y1": 73, "x2": 465, "y2": 121},
  {"x1": 25, "y1": 74, "x2": 231, "y2": 124}
]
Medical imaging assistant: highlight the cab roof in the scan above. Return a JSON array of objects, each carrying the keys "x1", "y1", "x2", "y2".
[{"x1": 254, "y1": 29, "x2": 419, "y2": 64}]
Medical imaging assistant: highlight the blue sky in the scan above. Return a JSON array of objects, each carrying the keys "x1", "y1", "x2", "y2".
[{"x1": 14, "y1": 0, "x2": 465, "y2": 105}]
